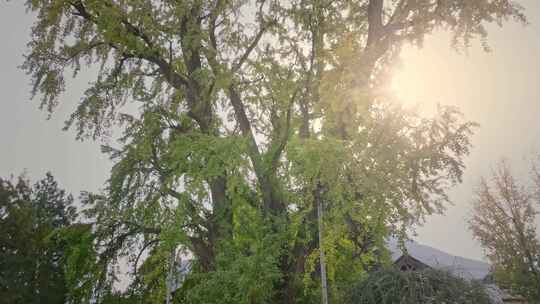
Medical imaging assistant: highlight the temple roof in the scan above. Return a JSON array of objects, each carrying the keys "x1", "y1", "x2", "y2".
[{"x1": 388, "y1": 238, "x2": 491, "y2": 280}]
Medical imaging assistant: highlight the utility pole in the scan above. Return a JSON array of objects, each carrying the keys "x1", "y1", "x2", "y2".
[{"x1": 316, "y1": 184, "x2": 329, "y2": 304}]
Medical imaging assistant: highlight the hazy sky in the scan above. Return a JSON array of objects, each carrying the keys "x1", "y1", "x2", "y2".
[{"x1": 2, "y1": 1, "x2": 540, "y2": 262}]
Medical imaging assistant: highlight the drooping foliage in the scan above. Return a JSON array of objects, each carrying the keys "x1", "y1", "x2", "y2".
[
  {"x1": 469, "y1": 160, "x2": 540, "y2": 303},
  {"x1": 0, "y1": 173, "x2": 77, "y2": 304},
  {"x1": 19, "y1": 0, "x2": 526, "y2": 302},
  {"x1": 348, "y1": 268, "x2": 490, "y2": 304}
]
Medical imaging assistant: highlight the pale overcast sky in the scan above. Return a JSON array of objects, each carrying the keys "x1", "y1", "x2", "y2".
[{"x1": 1, "y1": 1, "x2": 540, "y2": 262}]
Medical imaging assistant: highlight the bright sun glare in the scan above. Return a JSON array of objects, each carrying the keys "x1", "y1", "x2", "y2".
[
  {"x1": 392, "y1": 68, "x2": 418, "y2": 106},
  {"x1": 391, "y1": 53, "x2": 441, "y2": 116}
]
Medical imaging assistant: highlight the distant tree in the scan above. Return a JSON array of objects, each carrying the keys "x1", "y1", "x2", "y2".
[
  {"x1": 469, "y1": 161, "x2": 540, "y2": 302},
  {"x1": 0, "y1": 173, "x2": 76, "y2": 304},
  {"x1": 18, "y1": 0, "x2": 526, "y2": 302},
  {"x1": 348, "y1": 268, "x2": 490, "y2": 304}
]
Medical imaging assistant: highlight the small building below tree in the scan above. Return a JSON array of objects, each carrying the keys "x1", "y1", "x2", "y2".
[{"x1": 389, "y1": 239, "x2": 528, "y2": 304}]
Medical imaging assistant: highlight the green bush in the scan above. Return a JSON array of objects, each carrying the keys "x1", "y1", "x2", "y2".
[{"x1": 348, "y1": 268, "x2": 490, "y2": 304}]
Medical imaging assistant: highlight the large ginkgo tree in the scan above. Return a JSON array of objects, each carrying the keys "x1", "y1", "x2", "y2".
[{"x1": 20, "y1": 0, "x2": 525, "y2": 303}]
